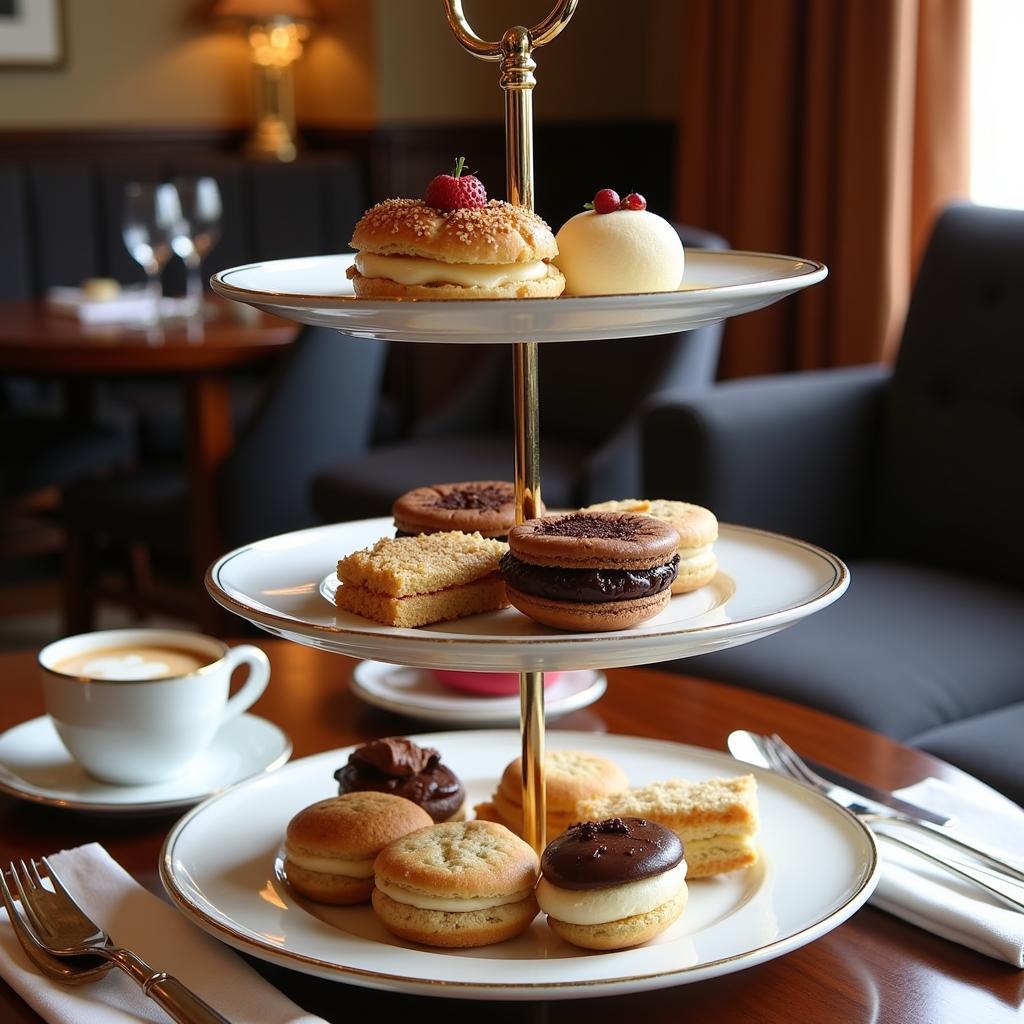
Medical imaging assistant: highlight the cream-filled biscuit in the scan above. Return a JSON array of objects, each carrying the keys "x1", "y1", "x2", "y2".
[
  {"x1": 284, "y1": 792, "x2": 433, "y2": 904},
  {"x1": 473, "y1": 748, "x2": 628, "y2": 842},
  {"x1": 372, "y1": 820, "x2": 540, "y2": 947}
]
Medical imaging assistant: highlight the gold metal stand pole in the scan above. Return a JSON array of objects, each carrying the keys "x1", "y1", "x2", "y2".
[{"x1": 444, "y1": 1, "x2": 578, "y2": 854}]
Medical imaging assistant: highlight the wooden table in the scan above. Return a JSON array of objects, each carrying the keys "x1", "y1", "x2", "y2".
[
  {"x1": 0, "y1": 643, "x2": 1020, "y2": 1022},
  {"x1": 0, "y1": 299, "x2": 299, "y2": 632}
]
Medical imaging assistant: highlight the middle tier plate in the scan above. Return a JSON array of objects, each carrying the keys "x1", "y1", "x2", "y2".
[{"x1": 207, "y1": 517, "x2": 848, "y2": 672}]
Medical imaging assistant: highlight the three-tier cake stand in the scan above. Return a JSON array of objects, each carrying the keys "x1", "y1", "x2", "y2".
[
  {"x1": 159, "y1": 0, "x2": 880, "y2": 995},
  {"x1": 164, "y1": 1, "x2": 875, "y2": 999}
]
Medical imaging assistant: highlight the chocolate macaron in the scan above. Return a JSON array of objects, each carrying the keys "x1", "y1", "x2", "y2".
[
  {"x1": 334, "y1": 737, "x2": 466, "y2": 823},
  {"x1": 501, "y1": 511, "x2": 680, "y2": 631},
  {"x1": 393, "y1": 480, "x2": 541, "y2": 540},
  {"x1": 537, "y1": 816, "x2": 688, "y2": 950}
]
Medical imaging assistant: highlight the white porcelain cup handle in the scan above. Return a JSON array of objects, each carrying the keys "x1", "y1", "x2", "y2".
[{"x1": 220, "y1": 645, "x2": 271, "y2": 721}]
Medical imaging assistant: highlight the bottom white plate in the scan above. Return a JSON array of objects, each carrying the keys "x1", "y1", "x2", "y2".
[
  {"x1": 161, "y1": 731, "x2": 878, "y2": 1000},
  {"x1": 0, "y1": 714, "x2": 291, "y2": 814},
  {"x1": 350, "y1": 661, "x2": 607, "y2": 725}
]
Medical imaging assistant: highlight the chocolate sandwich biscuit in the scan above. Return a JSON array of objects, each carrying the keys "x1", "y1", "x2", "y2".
[
  {"x1": 393, "y1": 481, "x2": 540, "y2": 540},
  {"x1": 537, "y1": 817, "x2": 688, "y2": 950},
  {"x1": 501, "y1": 511, "x2": 680, "y2": 631}
]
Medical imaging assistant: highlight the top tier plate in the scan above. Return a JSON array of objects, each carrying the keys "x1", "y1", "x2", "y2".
[{"x1": 211, "y1": 251, "x2": 827, "y2": 343}]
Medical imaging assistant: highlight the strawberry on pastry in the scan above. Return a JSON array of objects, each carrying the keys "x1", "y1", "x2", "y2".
[
  {"x1": 424, "y1": 156, "x2": 488, "y2": 211},
  {"x1": 347, "y1": 158, "x2": 565, "y2": 300}
]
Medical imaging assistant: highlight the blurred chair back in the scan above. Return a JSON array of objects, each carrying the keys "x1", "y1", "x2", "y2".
[
  {"x1": 870, "y1": 204, "x2": 1024, "y2": 586},
  {"x1": 220, "y1": 327, "x2": 386, "y2": 546}
]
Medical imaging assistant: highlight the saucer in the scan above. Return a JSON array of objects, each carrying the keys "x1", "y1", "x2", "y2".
[
  {"x1": 0, "y1": 714, "x2": 291, "y2": 815},
  {"x1": 350, "y1": 661, "x2": 607, "y2": 726}
]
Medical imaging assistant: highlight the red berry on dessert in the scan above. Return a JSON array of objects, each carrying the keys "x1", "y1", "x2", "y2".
[
  {"x1": 424, "y1": 156, "x2": 488, "y2": 211},
  {"x1": 620, "y1": 192, "x2": 647, "y2": 211},
  {"x1": 588, "y1": 188, "x2": 621, "y2": 215}
]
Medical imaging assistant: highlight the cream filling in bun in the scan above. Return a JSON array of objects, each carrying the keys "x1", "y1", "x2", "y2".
[
  {"x1": 374, "y1": 878, "x2": 535, "y2": 912},
  {"x1": 536, "y1": 860, "x2": 687, "y2": 926},
  {"x1": 355, "y1": 252, "x2": 551, "y2": 289},
  {"x1": 284, "y1": 848, "x2": 376, "y2": 879}
]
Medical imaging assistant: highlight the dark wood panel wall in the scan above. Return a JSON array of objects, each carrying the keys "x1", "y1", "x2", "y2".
[{"x1": 0, "y1": 119, "x2": 675, "y2": 232}]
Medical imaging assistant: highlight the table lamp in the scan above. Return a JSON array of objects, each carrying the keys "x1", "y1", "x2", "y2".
[{"x1": 213, "y1": 0, "x2": 319, "y2": 162}]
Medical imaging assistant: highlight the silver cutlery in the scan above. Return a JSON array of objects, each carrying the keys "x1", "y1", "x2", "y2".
[
  {"x1": 728, "y1": 730, "x2": 1024, "y2": 912},
  {"x1": 0, "y1": 869, "x2": 113, "y2": 985},
  {"x1": 8, "y1": 858, "x2": 231, "y2": 1023}
]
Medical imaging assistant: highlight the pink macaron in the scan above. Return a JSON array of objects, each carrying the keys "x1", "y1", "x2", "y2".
[{"x1": 433, "y1": 670, "x2": 563, "y2": 696}]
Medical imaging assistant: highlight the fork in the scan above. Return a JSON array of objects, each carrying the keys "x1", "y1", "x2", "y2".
[
  {"x1": 763, "y1": 734, "x2": 1024, "y2": 911},
  {"x1": 10, "y1": 858, "x2": 231, "y2": 1024},
  {"x1": 0, "y1": 868, "x2": 113, "y2": 985}
]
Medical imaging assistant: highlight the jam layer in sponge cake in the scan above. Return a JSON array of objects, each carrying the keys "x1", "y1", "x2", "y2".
[{"x1": 335, "y1": 531, "x2": 509, "y2": 628}]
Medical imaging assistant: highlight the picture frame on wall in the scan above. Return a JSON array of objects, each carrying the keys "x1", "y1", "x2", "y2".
[{"x1": 0, "y1": 0, "x2": 63, "y2": 68}]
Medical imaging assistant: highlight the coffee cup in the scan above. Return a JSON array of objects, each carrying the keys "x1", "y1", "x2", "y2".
[{"x1": 38, "y1": 628, "x2": 271, "y2": 785}]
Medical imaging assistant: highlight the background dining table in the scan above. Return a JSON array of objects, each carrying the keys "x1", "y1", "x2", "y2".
[
  {"x1": 0, "y1": 299, "x2": 298, "y2": 631},
  {"x1": 0, "y1": 641, "x2": 1021, "y2": 1023}
]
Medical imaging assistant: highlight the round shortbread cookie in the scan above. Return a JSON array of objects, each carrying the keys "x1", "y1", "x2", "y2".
[
  {"x1": 498, "y1": 749, "x2": 629, "y2": 816},
  {"x1": 506, "y1": 584, "x2": 672, "y2": 632},
  {"x1": 545, "y1": 884, "x2": 689, "y2": 950},
  {"x1": 374, "y1": 820, "x2": 539, "y2": 899}
]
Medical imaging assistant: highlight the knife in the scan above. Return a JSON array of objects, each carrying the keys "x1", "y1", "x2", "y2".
[
  {"x1": 726, "y1": 730, "x2": 954, "y2": 827},
  {"x1": 802, "y1": 756, "x2": 954, "y2": 828}
]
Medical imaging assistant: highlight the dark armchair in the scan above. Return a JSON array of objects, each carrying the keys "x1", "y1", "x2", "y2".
[{"x1": 641, "y1": 204, "x2": 1024, "y2": 804}]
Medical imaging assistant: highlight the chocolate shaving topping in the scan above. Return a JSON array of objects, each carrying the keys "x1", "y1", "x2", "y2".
[
  {"x1": 431, "y1": 484, "x2": 511, "y2": 511},
  {"x1": 531, "y1": 512, "x2": 647, "y2": 541}
]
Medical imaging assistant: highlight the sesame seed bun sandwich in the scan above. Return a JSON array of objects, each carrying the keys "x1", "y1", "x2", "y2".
[{"x1": 348, "y1": 157, "x2": 565, "y2": 300}]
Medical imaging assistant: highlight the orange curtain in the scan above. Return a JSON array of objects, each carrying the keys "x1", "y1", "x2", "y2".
[{"x1": 676, "y1": 0, "x2": 971, "y2": 378}]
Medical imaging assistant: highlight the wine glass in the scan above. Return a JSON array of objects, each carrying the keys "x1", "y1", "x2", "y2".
[
  {"x1": 170, "y1": 176, "x2": 223, "y2": 317},
  {"x1": 122, "y1": 182, "x2": 180, "y2": 323}
]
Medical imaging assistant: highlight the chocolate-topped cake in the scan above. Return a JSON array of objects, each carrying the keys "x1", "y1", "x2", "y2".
[
  {"x1": 501, "y1": 511, "x2": 680, "y2": 631},
  {"x1": 334, "y1": 737, "x2": 465, "y2": 823},
  {"x1": 393, "y1": 480, "x2": 543, "y2": 540},
  {"x1": 537, "y1": 817, "x2": 688, "y2": 950}
]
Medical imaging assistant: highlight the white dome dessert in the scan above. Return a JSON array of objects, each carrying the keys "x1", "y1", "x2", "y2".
[{"x1": 553, "y1": 209, "x2": 685, "y2": 296}]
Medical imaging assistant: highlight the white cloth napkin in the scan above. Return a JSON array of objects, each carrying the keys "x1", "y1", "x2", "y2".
[
  {"x1": 0, "y1": 843, "x2": 327, "y2": 1024},
  {"x1": 868, "y1": 777, "x2": 1024, "y2": 966},
  {"x1": 45, "y1": 287, "x2": 191, "y2": 325}
]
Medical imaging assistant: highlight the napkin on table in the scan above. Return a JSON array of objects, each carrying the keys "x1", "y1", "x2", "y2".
[
  {"x1": 0, "y1": 843, "x2": 327, "y2": 1024},
  {"x1": 869, "y1": 777, "x2": 1024, "y2": 967}
]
